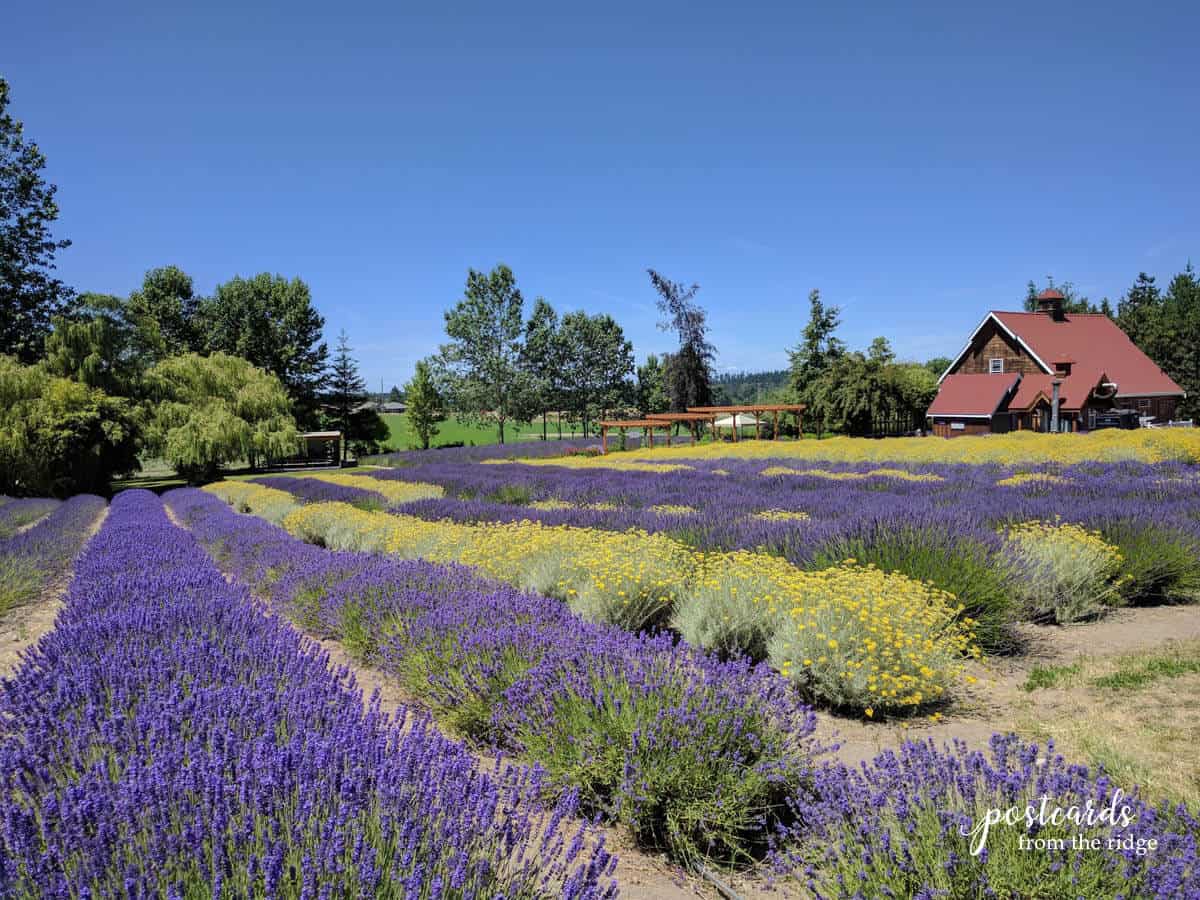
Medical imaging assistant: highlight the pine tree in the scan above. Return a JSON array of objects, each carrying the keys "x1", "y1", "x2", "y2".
[{"x1": 328, "y1": 330, "x2": 368, "y2": 462}]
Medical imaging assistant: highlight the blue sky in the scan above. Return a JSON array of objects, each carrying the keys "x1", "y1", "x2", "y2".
[{"x1": 5, "y1": 1, "x2": 1199, "y2": 388}]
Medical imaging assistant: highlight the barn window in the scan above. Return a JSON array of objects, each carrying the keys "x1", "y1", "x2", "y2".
[{"x1": 989, "y1": 358, "x2": 1004, "y2": 374}]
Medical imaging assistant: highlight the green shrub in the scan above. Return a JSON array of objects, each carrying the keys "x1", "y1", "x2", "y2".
[
  {"x1": 1005, "y1": 520, "x2": 1125, "y2": 624},
  {"x1": 1102, "y1": 520, "x2": 1200, "y2": 607}
]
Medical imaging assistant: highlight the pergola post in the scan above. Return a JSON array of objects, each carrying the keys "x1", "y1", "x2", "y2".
[
  {"x1": 732, "y1": 415, "x2": 739, "y2": 442},
  {"x1": 773, "y1": 409, "x2": 780, "y2": 440},
  {"x1": 601, "y1": 426, "x2": 608, "y2": 454},
  {"x1": 755, "y1": 409, "x2": 762, "y2": 440},
  {"x1": 665, "y1": 424, "x2": 671, "y2": 447}
]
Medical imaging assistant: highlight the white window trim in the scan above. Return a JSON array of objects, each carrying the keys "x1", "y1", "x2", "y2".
[{"x1": 988, "y1": 358, "x2": 1004, "y2": 374}]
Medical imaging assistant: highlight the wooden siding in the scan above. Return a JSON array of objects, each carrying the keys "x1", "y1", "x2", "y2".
[{"x1": 954, "y1": 321, "x2": 1043, "y2": 376}]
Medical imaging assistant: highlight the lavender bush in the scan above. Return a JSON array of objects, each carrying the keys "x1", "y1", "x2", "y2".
[
  {"x1": 0, "y1": 497, "x2": 59, "y2": 538},
  {"x1": 0, "y1": 494, "x2": 105, "y2": 615},
  {"x1": 248, "y1": 474, "x2": 388, "y2": 508},
  {"x1": 167, "y1": 488, "x2": 825, "y2": 870},
  {"x1": 781, "y1": 734, "x2": 1199, "y2": 899},
  {"x1": 0, "y1": 490, "x2": 617, "y2": 898}
]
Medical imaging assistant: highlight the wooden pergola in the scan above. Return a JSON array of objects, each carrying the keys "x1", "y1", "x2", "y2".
[
  {"x1": 686, "y1": 404, "x2": 806, "y2": 442},
  {"x1": 598, "y1": 415, "x2": 711, "y2": 454}
]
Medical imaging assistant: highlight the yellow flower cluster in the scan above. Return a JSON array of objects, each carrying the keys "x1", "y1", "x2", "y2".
[
  {"x1": 691, "y1": 553, "x2": 978, "y2": 712},
  {"x1": 206, "y1": 482, "x2": 299, "y2": 523},
  {"x1": 529, "y1": 498, "x2": 574, "y2": 511},
  {"x1": 751, "y1": 509, "x2": 812, "y2": 522},
  {"x1": 308, "y1": 472, "x2": 444, "y2": 505},
  {"x1": 226, "y1": 492, "x2": 978, "y2": 712},
  {"x1": 486, "y1": 458, "x2": 697, "y2": 473},
  {"x1": 995, "y1": 472, "x2": 1067, "y2": 487},
  {"x1": 1005, "y1": 519, "x2": 1123, "y2": 570},
  {"x1": 648, "y1": 504, "x2": 697, "y2": 515},
  {"x1": 760, "y1": 466, "x2": 945, "y2": 482},
  {"x1": 504, "y1": 429, "x2": 1200, "y2": 468}
]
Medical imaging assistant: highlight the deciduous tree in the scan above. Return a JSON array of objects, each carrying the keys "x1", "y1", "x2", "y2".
[
  {"x1": 143, "y1": 352, "x2": 298, "y2": 481},
  {"x1": 0, "y1": 78, "x2": 73, "y2": 362},
  {"x1": 404, "y1": 359, "x2": 446, "y2": 450}
]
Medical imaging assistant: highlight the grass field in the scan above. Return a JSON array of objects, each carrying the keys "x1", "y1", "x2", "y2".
[{"x1": 379, "y1": 413, "x2": 589, "y2": 449}]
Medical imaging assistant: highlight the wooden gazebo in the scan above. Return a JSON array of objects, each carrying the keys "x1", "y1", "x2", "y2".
[{"x1": 686, "y1": 404, "x2": 806, "y2": 441}]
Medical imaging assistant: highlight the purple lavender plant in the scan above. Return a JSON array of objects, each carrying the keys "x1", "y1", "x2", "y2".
[{"x1": 0, "y1": 490, "x2": 618, "y2": 898}]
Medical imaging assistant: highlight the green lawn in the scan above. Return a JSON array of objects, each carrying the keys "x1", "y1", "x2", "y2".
[{"x1": 380, "y1": 414, "x2": 584, "y2": 449}]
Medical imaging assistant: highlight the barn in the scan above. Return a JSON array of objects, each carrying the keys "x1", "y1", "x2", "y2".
[{"x1": 927, "y1": 289, "x2": 1185, "y2": 437}]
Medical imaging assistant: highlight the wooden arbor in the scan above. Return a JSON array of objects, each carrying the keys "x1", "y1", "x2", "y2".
[
  {"x1": 598, "y1": 415, "x2": 710, "y2": 454},
  {"x1": 686, "y1": 404, "x2": 806, "y2": 442}
]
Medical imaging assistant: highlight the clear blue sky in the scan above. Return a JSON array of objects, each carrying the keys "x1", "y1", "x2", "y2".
[{"x1": 5, "y1": 1, "x2": 1198, "y2": 388}]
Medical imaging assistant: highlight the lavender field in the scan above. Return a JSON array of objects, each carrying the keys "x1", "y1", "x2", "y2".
[{"x1": 2, "y1": 439, "x2": 1199, "y2": 898}]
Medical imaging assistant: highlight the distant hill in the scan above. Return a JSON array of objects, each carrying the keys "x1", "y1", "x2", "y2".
[{"x1": 711, "y1": 370, "x2": 791, "y2": 404}]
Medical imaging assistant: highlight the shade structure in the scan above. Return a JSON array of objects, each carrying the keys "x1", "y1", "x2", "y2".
[{"x1": 714, "y1": 413, "x2": 759, "y2": 428}]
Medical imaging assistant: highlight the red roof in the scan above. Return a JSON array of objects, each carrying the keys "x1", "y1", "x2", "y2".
[
  {"x1": 991, "y1": 311, "x2": 1183, "y2": 397},
  {"x1": 1036, "y1": 288, "x2": 1066, "y2": 301},
  {"x1": 1008, "y1": 368, "x2": 1106, "y2": 411},
  {"x1": 927, "y1": 373, "x2": 1019, "y2": 417}
]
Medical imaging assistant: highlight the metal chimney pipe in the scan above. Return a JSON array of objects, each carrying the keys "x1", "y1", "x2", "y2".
[{"x1": 1051, "y1": 379, "x2": 1062, "y2": 432}]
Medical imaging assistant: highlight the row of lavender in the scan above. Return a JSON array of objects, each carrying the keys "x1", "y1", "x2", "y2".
[
  {"x1": 0, "y1": 497, "x2": 60, "y2": 539},
  {"x1": 0, "y1": 490, "x2": 617, "y2": 897},
  {"x1": 356, "y1": 460, "x2": 1200, "y2": 649},
  {"x1": 175, "y1": 488, "x2": 1200, "y2": 896},
  {"x1": 167, "y1": 486, "x2": 825, "y2": 869},
  {"x1": 0, "y1": 494, "x2": 106, "y2": 616}
]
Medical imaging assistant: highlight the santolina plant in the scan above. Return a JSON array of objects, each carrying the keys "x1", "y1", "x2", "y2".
[
  {"x1": 0, "y1": 490, "x2": 617, "y2": 897},
  {"x1": 168, "y1": 487, "x2": 825, "y2": 870},
  {"x1": 216, "y1": 483, "x2": 976, "y2": 712},
  {"x1": 0, "y1": 494, "x2": 105, "y2": 615}
]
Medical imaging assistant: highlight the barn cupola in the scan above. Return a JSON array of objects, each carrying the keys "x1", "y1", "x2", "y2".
[{"x1": 1036, "y1": 288, "x2": 1067, "y2": 321}]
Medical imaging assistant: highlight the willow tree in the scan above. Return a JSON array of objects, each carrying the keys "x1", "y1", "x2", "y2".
[{"x1": 143, "y1": 352, "x2": 298, "y2": 481}]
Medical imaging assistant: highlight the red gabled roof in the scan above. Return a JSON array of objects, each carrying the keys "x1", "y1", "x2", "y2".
[
  {"x1": 1009, "y1": 368, "x2": 1106, "y2": 412},
  {"x1": 991, "y1": 311, "x2": 1183, "y2": 397},
  {"x1": 927, "y1": 373, "x2": 1020, "y2": 417}
]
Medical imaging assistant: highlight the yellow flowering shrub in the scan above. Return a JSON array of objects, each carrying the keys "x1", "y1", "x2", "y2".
[
  {"x1": 504, "y1": 429, "x2": 1200, "y2": 468},
  {"x1": 1004, "y1": 519, "x2": 1126, "y2": 624},
  {"x1": 995, "y1": 472, "x2": 1067, "y2": 487},
  {"x1": 218, "y1": 490, "x2": 980, "y2": 712},
  {"x1": 529, "y1": 498, "x2": 574, "y2": 511},
  {"x1": 752, "y1": 509, "x2": 811, "y2": 522},
  {"x1": 648, "y1": 504, "x2": 697, "y2": 515},
  {"x1": 760, "y1": 466, "x2": 945, "y2": 482},
  {"x1": 676, "y1": 553, "x2": 977, "y2": 712},
  {"x1": 206, "y1": 482, "x2": 299, "y2": 524},
  {"x1": 309, "y1": 472, "x2": 444, "y2": 505}
]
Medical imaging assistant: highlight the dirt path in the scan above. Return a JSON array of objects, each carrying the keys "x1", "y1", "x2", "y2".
[
  {"x1": 0, "y1": 506, "x2": 108, "y2": 678},
  {"x1": 818, "y1": 603, "x2": 1200, "y2": 767}
]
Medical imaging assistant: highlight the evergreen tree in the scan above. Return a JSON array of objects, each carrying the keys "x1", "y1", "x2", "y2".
[
  {"x1": 404, "y1": 359, "x2": 446, "y2": 450},
  {"x1": 327, "y1": 330, "x2": 369, "y2": 462},
  {"x1": 648, "y1": 269, "x2": 715, "y2": 410},
  {"x1": 789, "y1": 289, "x2": 845, "y2": 403},
  {"x1": 0, "y1": 78, "x2": 73, "y2": 362}
]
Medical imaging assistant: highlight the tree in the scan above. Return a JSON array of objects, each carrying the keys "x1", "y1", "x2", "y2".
[
  {"x1": 43, "y1": 293, "x2": 146, "y2": 396},
  {"x1": 404, "y1": 359, "x2": 446, "y2": 450},
  {"x1": 127, "y1": 265, "x2": 203, "y2": 359},
  {"x1": 439, "y1": 264, "x2": 530, "y2": 444},
  {"x1": 789, "y1": 289, "x2": 845, "y2": 408},
  {"x1": 1160, "y1": 264, "x2": 1200, "y2": 419},
  {"x1": 559, "y1": 311, "x2": 635, "y2": 436},
  {"x1": 806, "y1": 339, "x2": 937, "y2": 435},
  {"x1": 387, "y1": 384, "x2": 404, "y2": 402},
  {"x1": 0, "y1": 78, "x2": 73, "y2": 362},
  {"x1": 521, "y1": 298, "x2": 566, "y2": 440},
  {"x1": 636, "y1": 354, "x2": 669, "y2": 415},
  {"x1": 923, "y1": 356, "x2": 953, "y2": 379},
  {"x1": 648, "y1": 269, "x2": 715, "y2": 410},
  {"x1": 325, "y1": 330, "x2": 384, "y2": 462},
  {"x1": 1116, "y1": 272, "x2": 1163, "y2": 350},
  {"x1": 143, "y1": 352, "x2": 298, "y2": 482},
  {"x1": 0, "y1": 355, "x2": 140, "y2": 496},
  {"x1": 202, "y1": 273, "x2": 329, "y2": 426}
]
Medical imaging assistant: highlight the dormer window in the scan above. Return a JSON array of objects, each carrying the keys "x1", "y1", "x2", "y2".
[{"x1": 989, "y1": 358, "x2": 1004, "y2": 374}]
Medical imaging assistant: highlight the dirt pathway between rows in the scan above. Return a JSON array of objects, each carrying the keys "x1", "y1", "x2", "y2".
[{"x1": 0, "y1": 506, "x2": 109, "y2": 679}]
